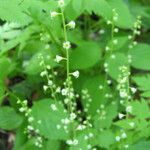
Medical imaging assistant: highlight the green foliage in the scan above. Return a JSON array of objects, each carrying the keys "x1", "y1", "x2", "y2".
[
  {"x1": 0, "y1": 0, "x2": 150, "y2": 150},
  {"x1": 0, "y1": 107, "x2": 23, "y2": 130}
]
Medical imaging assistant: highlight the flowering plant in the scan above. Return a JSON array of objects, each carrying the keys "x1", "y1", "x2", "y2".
[{"x1": 0, "y1": 0, "x2": 150, "y2": 150}]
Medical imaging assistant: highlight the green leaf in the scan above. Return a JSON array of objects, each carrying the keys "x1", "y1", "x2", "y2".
[
  {"x1": 0, "y1": 107, "x2": 23, "y2": 130},
  {"x1": 97, "y1": 130, "x2": 115, "y2": 149},
  {"x1": 24, "y1": 48, "x2": 56, "y2": 75},
  {"x1": 133, "y1": 74, "x2": 150, "y2": 98},
  {"x1": 131, "y1": 99, "x2": 150, "y2": 119},
  {"x1": 106, "y1": 53, "x2": 128, "y2": 80},
  {"x1": 94, "y1": 103, "x2": 118, "y2": 129},
  {"x1": 129, "y1": 43, "x2": 150, "y2": 70},
  {"x1": 129, "y1": 141, "x2": 150, "y2": 150},
  {"x1": 108, "y1": 0, "x2": 134, "y2": 28},
  {"x1": 82, "y1": 75, "x2": 110, "y2": 115},
  {"x1": 70, "y1": 41, "x2": 101, "y2": 70},
  {"x1": 31, "y1": 99, "x2": 69, "y2": 140}
]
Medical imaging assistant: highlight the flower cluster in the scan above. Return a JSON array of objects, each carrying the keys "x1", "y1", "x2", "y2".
[{"x1": 17, "y1": 99, "x2": 43, "y2": 148}]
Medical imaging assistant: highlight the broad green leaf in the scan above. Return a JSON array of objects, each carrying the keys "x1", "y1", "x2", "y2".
[
  {"x1": 94, "y1": 103, "x2": 118, "y2": 129},
  {"x1": 82, "y1": 75, "x2": 110, "y2": 115},
  {"x1": 106, "y1": 53, "x2": 128, "y2": 80},
  {"x1": 129, "y1": 44, "x2": 150, "y2": 70},
  {"x1": 0, "y1": 107, "x2": 23, "y2": 130},
  {"x1": 70, "y1": 41, "x2": 101, "y2": 69},
  {"x1": 31, "y1": 99, "x2": 69, "y2": 140},
  {"x1": 97, "y1": 130, "x2": 115, "y2": 149},
  {"x1": 133, "y1": 74, "x2": 150, "y2": 98},
  {"x1": 129, "y1": 141, "x2": 150, "y2": 150},
  {"x1": 108, "y1": 0, "x2": 134, "y2": 28},
  {"x1": 24, "y1": 49, "x2": 56, "y2": 75},
  {"x1": 131, "y1": 99, "x2": 150, "y2": 119}
]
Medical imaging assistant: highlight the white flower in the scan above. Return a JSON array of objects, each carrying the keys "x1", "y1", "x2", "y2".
[
  {"x1": 113, "y1": 39, "x2": 118, "y2": 45},
  {"x1": 56, "y1": 124, "x2": 61, "y2": 129},
  {"x1": 48, "y1": 80, "x2": 53, "y2": 86},
  {"x1": 63, "y1": 41, "x2": 71, "y2": 50},
  {"x1": 72, "y1": 70, "x2": 79, "y2": 78},
  {"x1": 55, "y1": 55, "x2": 64, "y2": 63},
  {"x1": 61, "y1": 118, "x2": 70, "y2": 124},
  {"x1": 119, "y1": 90, "x2": 127, "y2": 98},
  {"x1": 45, "y1": 44, "x2": 50, "y2": 49},
  {"x1": 61, "y1": 88, "x2": 68, "y2": 96},
  {"x1": 19, "y1": 107, "x2": 26, "y2": 112},
  {"x1": 27, "y1": 125, "x2": 34, "y2": 131},
  {"x1": 129, "y1": 122, "x2": 135, "y2": 128},
  {"x1": 76, "y1": 124, "x2": 86, "y2": 130},
  {"x1": 105, "y1": 46, "x2": 110, "y2": 51},
  {"x1": 28, "y1": 117, "x2": 34, "y2": 122},
  {"x1": 118, "y1": 113, "x2": 125, "y2": 119},
  {"x1": 99, "y1": 29, "x2": 105, "y2": 34},
  {"x1": 124, "y1": 144, "x2": 129, "y2": 149},
  {"x1": 40, "y1": 71, "x2": 47, "y2": 77},
  {"x1": 50, "y1": 11, "x2": 58, "y2": 18},
  {"x1": 99, "y1": 85, "x2": 103, "y2": 90},
  {"x1": 114, "y1": 28, "x2": 119, "y2": 33},
  {"x1": 46, "y1": 65, "x2": 51, "y2": 70},
  {"x1": 70, "y1": 113, "x2": 76, "y2": 120},
  {"x1": 126, "y1": 105, "x2": 132, "y2": 113},
  {"x1": 104, "y1": 63, "x2": 108, "y2": 68},
  {"x1": 115, "y1": 136, "x2": 120, "y2": 142},
  {"x1": 72, "y1": 139, "x2": 78, "y2": 145},
  {"x1": 66, "y1": 140, "x2": 73, "y2": 145},
  {"x1": 43, "y1": 85, "x2": 48, "y2": 91},
  {"x1": 128, "y1": 35, "x2": 132, "y2": 39},
  {"x1": 130, "y1": 87, "x2": 137, "y2": 94},
  {"x1": 50, "y1": 104, "x2": 57, "y2": 111},
  {"x1": 121, "y1": 132, "x2": 127, "y2": 138},
  {"x1": 58, "y1": 0, "x2": 64, "y2": 7},
  {"x1": 67, "y1": 21, "x2": 76, "y2": 29},
  {"x1": 107, "y1": 20, "x2": 112, "y2": 25},
  {"x1": 107, "y1": 80, "x2": 112, "y2": 85},
  {"x1": 111, "y1": 54, "x2": 116, "y2": 59}
]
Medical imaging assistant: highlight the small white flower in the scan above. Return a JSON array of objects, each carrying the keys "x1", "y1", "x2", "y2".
[
  {"x1": 61, "y1": 118, "x2": 70, "y2": 124},
  {"x1": 43, "y1": 85, "x2": 48, "y2": 91},
  {"x1": 46, "y1": 65, "x2": 51, "y2": 70},
  {"x1": 50, "y1": 11, "x2": 58, "y2": 18},
  {"x1": 114, "y1": 28, "x2": 119, "y2": 33},
  {"x1": 115, "y1": 136, "x2": 120, "y2": 142},
  {"x1": 107, "y1": 20, "x2": 112, "y2": 25},
  {"x1": 50, "y1": 104, "x2": 57, "y2": 111},
  {"x1": 118, "y1": 113, "x2": 125, "y2": 119},
  {"x1": 40, "y1": 71, "x2": 47, "y2": 77},
  {"x1": 63, "y1": 41, "x2": 71, "y2": 50},
  {"x1": 70, "y1": 113, "x2": 76, "y2": 120},
  {"x1": 72, "y1": 70, "x2": 79, "y2": 78},
  {"x1": 105, "y1": 46, "x2": 110, "y2": 51},
  {"x1": 72, "y1": 139, "x2": 78, "y2": 145},
  {"x1": 124, "y1": 144, "x2": 129, "y2": 149},
  {"x1": 28, "y1": 117, "x2": 34, "y2": 122},
  {"x1": 130, "y1": 87, "x2": 137, "y2": 94},
  {"x1": 67, "y1": 21, "x2": 76, "y2": 29},
  {"x1": 37, "y1": 120, "x2": 42, "y2": 124},
  {"x1": 107, "y1": 80, "x2": 112, "y2": 85},
  {"x1": 66, "y1": 139, "x2": 73, "y2": 145},
  {"x1": 76, "y1": 124, "x2": 86, "y2": 130},
  {"x1": 128, "y1": 35, "x2": 132, "y2": 39},
  {"x1": 55, "y1": 55, "x2": 64, "y2": 63},
  {"x1": 56, "y1": 124, "x2": 61, "y2": 129},
  {"x1": 48, "y1": 80, "x2": 53, "y2": 86},
  {"x1": 119, "y1": 90, "x2": 127, "y2": 98},
  {"x1": 129, "y1": 122, "x2": 135, "y2": 128},
  {"x1": 99, "y1": 85, "x2": 103, "y2": 90},
  {"x1": 89, "y1": 133, "x2": 94, "y2": 138},
  {"x1": 27, "y1": 125, "x2": 34, "y2": 131},
  {"x1": 126, "y1": 105, "x2": 132, "y2": 113},
  {"x1": 58, "y1": 0, "x2": 64, "y2": 7},
  {"x1": 104, "y1": 63, "x2": 108, "y2": 68},
  {"x1": 99, "y1": 29, "x2": 105, "y2": 34},
  {"x1": 111, "y1": 54, "x2": 116, "y2": 59},
  {"x1": 61, "y1": 88, "x2": 68, "y2": 96},
  {"x1": 19, "y1": 107, "x2": 26, "y2": 112},
  {"x1": 113, "y1": 39, "x2": 118, "y2": 45},
  {"x1": 121, "y1": 132, "x2": 127, "y2": 138}
]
